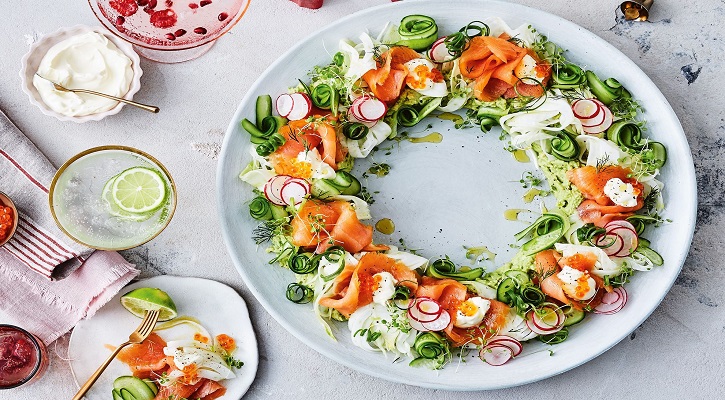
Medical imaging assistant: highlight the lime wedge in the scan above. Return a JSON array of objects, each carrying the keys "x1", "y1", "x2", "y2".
[
  {"x1": 102, "y1": 174, "x2": 153, "y2": 222},
  {"x1": 121, "y1": 287, "x2": 177, "y2": 321},
  {"x1": 111, "y1": 167, "x2": 167, "y2": 214}
]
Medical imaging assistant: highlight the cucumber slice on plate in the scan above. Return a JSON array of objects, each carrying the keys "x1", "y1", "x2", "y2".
[
  {"x1": 142, "y1": 379, "x2": 159, "y2": 396},
  {"x1": 112, "y1": 389, "x2": 124, "y2": 400},
  {"x1": 113, "y1": 376, "x2": 155, "y2": 400},
  {"x1": 119, "y1": 388, "x2": 136, "y2": 400},
  {"x1": 562, "y1": 305, "x2": 586, "y2": 327}
]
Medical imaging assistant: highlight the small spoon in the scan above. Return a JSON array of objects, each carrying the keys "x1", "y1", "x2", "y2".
[{"x1": 34, "y1": 74, "x2": 160, "y2": 113}]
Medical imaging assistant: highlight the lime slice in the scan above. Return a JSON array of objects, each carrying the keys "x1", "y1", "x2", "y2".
[
  {"x1": 102, "y1": 174, "x2": 153, "y2": 222},
  {"x1": 121, "y1": 287, "x2": 177, "y2": 321},
  {"x1": 111, "y1": 167, "x2": 167, "y2": 214}
]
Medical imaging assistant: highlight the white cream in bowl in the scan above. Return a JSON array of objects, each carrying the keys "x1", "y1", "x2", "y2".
[{"x1": 32, "y1": 31, "x2": 134, "y2": 117}]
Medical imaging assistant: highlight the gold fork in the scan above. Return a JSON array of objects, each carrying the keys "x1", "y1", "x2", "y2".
[
  {"x1": 72, "y1": 309, "x2": 160, "y2": 400},
  {"x1": 34, "y1": 73, "x2": 160, "y2": 113}
]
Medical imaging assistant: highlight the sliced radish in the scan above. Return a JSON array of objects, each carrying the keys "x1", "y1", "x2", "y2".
[
  {"x1": 593, "y1": 287, "x2": 627, "y2": 314},
  {"x1": 427, "y1": 36, "x2": 455, "y2": 63},
  {"x1": 408, "y1": 297, "x2": 443, "y2": 323},
  {"x1": 279, "y1": 178, "x2": 310, "y2": 206},
  {"x1": 357, "y1": 97, "x2": 387, "y2": 121},
  {"x1": 348, "y1": 112, "x2": 377, "y2": 128},
  {"x1": 604, "y1": 220, "x2": 637, "y2": 233},
  {"x1": 584, "y1": 106, "x2": 613, "y2": 134},
  {"x1": 526, "y1": 306, "x2": 564, "y2": 335},
  {"x1": 487, "y1": 336, "x2": 523, "y2": 357},
  {"x1": 421, "y1": 310, "x2": 451, "y2": 332},
  {"x1": 349, "y1": 95, "x2": 378, "y2": 123},
  {"x1": 276, "y1": 94, "x2": 294, "y2": 118},
  {"x1": 480, "y1": 344, "x2": 513, "y2": 366},
  {"x1": 596, "y1": 233, "x2": 624, "y2": 257},
  {"x1": 580, "y1": 110, "x2": 606, "y2": 128},
  {"x1": 264, "y1": 175, "x2": 292, "y2": 206},
  {"x1": 286, "y1": 92, "x2": 312, "y2": 121},
  {"x1": 572, "y1": 99, "x2": 601, "y2": 119},
  {"x1": 607, "y1": 227, "x2": 638, "y2": 257}
]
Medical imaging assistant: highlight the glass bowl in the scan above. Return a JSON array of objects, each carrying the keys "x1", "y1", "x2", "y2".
[
  {"x1": 0, "y1": 325, "x2": 49, "y2": 390},
  {"x1": 0, "y1": 192, "x2": 19, "y2": 247},
  {"x1": 88, "y1": 0, "x2": 251, "y2": 63},
  {"x1": 49, "y1": 146, "x2": 177, "y2": 250}
]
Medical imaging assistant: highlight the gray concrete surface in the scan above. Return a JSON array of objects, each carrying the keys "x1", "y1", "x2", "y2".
[{"x1": 2, "y1": 0, "x2": 724, "y2": 398}]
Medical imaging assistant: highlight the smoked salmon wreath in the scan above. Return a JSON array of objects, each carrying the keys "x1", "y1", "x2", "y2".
[{"x1": 238, "y1": 14, "x2": 667, "y2": 369}]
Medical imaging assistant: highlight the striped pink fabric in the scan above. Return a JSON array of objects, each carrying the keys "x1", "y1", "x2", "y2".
[{"x1": 0, "y1": 110, "x2": 92, "y2": 279}]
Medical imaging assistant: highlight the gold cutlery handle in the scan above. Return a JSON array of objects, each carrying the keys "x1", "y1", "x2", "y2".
[
  {"x1": 72, "y1": 341, "x2": 130, "y2": 400},
  {"x1": 72, "y1": 88, "x2": 160, "y2": 113}
]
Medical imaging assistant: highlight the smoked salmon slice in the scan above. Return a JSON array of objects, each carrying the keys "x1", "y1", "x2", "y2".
[
  {"x1": 415, "y1": 277, "x2": 509, "y2": 347},
  {"x1": 271, "y1": 118, "x2": 339, "y2": 171},
  {"x1": 567, "y1": 165, "x2": 644, "y2": 227},
  {"x1": 290, "y1": 200, "x2": 386, "y2": 254},
  {"x1": 534, "y1": 249, "x2": 606, "y2": 310},
  {"x1": 117, "y1": 333, "x2": 168, "y2": 378},
  {"x1": 362, "y1": 46, "x2": 420, "y2": 102},
  {"x1": 577, "y1": 199, "x2": 637, "y2": 227},
  {"x1": 190, "y1": 379, "x2": 227, "y2": 400},
  {"x1": 566, "y1": 165, "x2": 643, "y2": 206},
  {"x1": 460, "y1": 36, "x2": 551, "y2": 102},
  {"x1": 319, "y1": 252, "x2": 420, "y2": 317}
]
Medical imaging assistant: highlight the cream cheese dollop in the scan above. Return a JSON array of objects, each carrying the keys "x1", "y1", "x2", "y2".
[{"x1": 32, "y1": 31, "x2": 133, "y2": 117}]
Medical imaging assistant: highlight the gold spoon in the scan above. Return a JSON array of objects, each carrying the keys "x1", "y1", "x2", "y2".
[{"x1": 34, "y1": 74, "x2": 160, "y2": 114}]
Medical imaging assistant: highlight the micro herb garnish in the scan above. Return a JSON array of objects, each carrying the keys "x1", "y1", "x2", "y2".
[
  {"x1": 519, "y1": 171, "x2": 544, "y2": 188},
  {"x1": 224, "y1": 355, "x2": 245, "y2": 369},
  {"x1": 360, "y1": 186, "x2": 375, "y2": 204},
  {"x1": 368, "y1": 163, "x2": 391, "y2": 177}
]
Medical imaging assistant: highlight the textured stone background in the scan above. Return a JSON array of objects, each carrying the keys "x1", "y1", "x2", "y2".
[{"x1": 2, "y1": 0, "x2": 723, "y2": 398}]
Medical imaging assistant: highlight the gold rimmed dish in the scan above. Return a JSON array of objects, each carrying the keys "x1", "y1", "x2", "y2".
[{"x1": 49, "y1": 145, "x2": 177, "y2": 251}]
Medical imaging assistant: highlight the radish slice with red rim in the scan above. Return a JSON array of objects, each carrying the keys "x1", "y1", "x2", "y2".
[
  {"x1": 596, "y1": 233, "x2": 625, "y2": 257},
  {"x1": 287, "y1": 92, "x2": 312, "y2": 121},
  {"x1": 583, "y1": 105, "x2": 613, "y2": 134},
  {"x1": 421, "y1": 310, "x2": 451, "y2": 332},
  {"x1": 480, "y1": 344, "x2": 513, "y2": 366},
  {"x1": 408, "y1": 297, "x2": 443, "y2": 323},
  {"x1": 607, "y1": 227, "x2": 638, "y2": 257},
  {"x1": 358, "y1": 97, "x2": 387, "y2": 121},
  {"x1": 605, "y1": 220, "x2": 637, "y2": 233},
  {"x1": 593, "y1": 287, "x2": 627, "y2": 314},
  {"x1": 350, "y1": 95, "x2": 380, "y2": 123},
  {"x1": 427, "y1": 36, "x2": 455, "y2": 63},
  {"x1": 279, "y1": 178, "x2": 310, "y2": 206},
  {"x1": 487, "y1": 336, "x2": 523, "y2": 357},
  {"x1": 264, "y1": 175, "x2": 293, "y2": 206},
  {"x1": 348, "y1": 111, "x2": 377, "y2": 128},
  {"x1": 526, "y1": 306, "x2": 564, "y2": 335},
  {"x1": 276, "y1": 94, "x2": 294, "y2": 118},
  {"x1": 572, "y1": 99, "x2": 601, "y2": 119}
]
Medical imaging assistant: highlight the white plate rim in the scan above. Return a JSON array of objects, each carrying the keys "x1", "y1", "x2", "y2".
[
  {"x1": 67, "y1": 275, "x2": 259, "y2": 399},
  {"x1": 215, "y1": 0, "x2": 697, "y2": 390}
]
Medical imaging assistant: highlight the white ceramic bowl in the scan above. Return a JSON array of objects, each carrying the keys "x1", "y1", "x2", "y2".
[{"x1": 19, "y1": 25, "x2": 143, "y2": 123}]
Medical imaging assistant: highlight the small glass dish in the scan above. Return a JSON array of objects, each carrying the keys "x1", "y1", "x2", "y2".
[
  {"x1": 0, "y1": 325, "x2": 49, "y2": 389},
  {"x1": 49, "y1": 146, "x2": 177, "y2": 250},
  {"x1": 0, "y1": 192, "x2": 19, "y2": 247},
  {"x1": 19, "y1": 25, "x2": 143, "y2": 123},
  {"x1": 88, "y1": 0, "x2": 251, "y2": 63}
]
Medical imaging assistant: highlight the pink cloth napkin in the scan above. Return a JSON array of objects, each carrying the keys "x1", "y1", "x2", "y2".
[{"x1": 0, "y1": 109, "x2": 139, "y2": 343}]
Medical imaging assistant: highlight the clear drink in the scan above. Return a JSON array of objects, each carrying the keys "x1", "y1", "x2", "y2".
[{"x1": 50, "y1": 146, "x2": 176, "y2": 250}]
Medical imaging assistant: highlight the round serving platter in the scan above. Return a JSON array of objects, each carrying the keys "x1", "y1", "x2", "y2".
[{"x1": 216, "y1": 0, "x2": 696, "y2": 390}]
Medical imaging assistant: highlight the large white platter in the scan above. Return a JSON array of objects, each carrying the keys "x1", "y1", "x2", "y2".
[
  {"x1": 216, "y1": 0, "x2": 696, "y2": 390},
  {"x1": 69, "y1": 276, "x2": 258, "y2": 399}
]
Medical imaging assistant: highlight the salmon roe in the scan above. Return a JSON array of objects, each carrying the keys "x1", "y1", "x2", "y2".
[
  {"x1": 0, "y1": 205, "x2": 14, "y2": 242},
  {"x1": 193, "y1": 333, "x2": 209, "y2": 343},
  {"x1": 563, "y1": 253, "x2": 597, "y2": 272},
  {"x1": 215, "y1": 334, "x2": 236, "y2": 353},
  {"x1": 270, "y1": 154, "x2": 313, "y2": 179}
]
